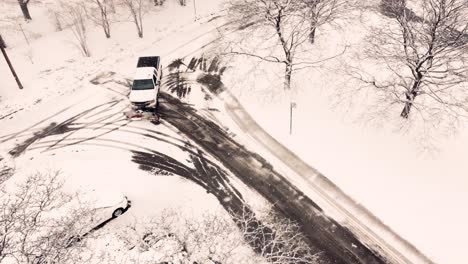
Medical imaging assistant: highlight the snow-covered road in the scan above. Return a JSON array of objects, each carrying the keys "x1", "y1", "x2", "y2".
[{"x1": 220, "y1": 91, "x2": 433, "y2": 264}]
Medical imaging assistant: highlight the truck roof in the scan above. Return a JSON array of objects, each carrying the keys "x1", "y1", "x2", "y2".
[
  {"x1": 137, "y1": 56, "x2": 160, "y2": 68},
  {"x1": 134, "y1": 67, "x2": 156, "y2": 80}
]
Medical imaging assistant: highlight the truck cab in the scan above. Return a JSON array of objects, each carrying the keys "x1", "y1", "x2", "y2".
[{"x1": 129, "y1": 56, "x2": 162, "y2": 109}]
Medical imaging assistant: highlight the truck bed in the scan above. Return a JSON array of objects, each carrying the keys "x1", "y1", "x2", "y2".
[{"x1": 137, "y1": 56, "x2": 161, "y2": 68}]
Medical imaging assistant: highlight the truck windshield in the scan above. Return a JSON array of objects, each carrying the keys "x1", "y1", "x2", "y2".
[{"x1": 132, "y1": 79, "x2": 154, "y2": 90}]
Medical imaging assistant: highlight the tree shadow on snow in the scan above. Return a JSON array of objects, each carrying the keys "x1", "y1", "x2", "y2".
[{"x1": 164, "y1": 56, "x2": 227, "y2": 100}]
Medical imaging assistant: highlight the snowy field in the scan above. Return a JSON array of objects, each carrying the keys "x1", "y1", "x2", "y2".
[{"x1": 1, "y1": 0, "x2": 468, "y2": 263}]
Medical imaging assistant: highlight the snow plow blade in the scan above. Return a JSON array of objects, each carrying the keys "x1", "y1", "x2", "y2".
[{"x1": 124, "y1": 109, "x2": 160, "y2": 123}]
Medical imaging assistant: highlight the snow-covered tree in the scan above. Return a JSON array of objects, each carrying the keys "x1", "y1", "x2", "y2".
[
  {"x1": 59, "y1": 1, "x2": 91, "y2": 57},
  {"x1": 227, "y1": 0, "x2": 347, "y2": 91},
  {"x1": 121, "y1": 0, "x2": 147, "y2": 38},
  {"x1": 114, "y1": 207, "x2": 321, "y2": 264},
  {"x1": 227, "y1": 0, "x2": 310, "y2": 91},
  {"x1": 360, "y1": 0, "x2": 468, "y2": 121},
  {"x1": 299, "y1": 0, "x2": 349, "y2": 44},
  {"x1": 0, "y1": 171, "x2": 90, "y2": 263}
]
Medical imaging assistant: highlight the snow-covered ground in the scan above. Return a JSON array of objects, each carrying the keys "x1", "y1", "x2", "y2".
[
  {"x1": 1, "y1": 0, "x2": 467, "y2": 263},
  {"x1": 220, "y1": 10, "x2": 468, "y2": 264},
  {"x1": 0, "y1": 0, "x2": 267, "y2": 262}
]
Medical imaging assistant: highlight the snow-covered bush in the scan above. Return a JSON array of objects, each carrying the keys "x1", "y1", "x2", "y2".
[
  {"x1": 108, "y1": 207, "x2": 321, "y2": 264},
  {"x1": 0, "y1": 154, "x2": 14, "y2": 184},
  {"x1": 0, "y1": 171, "x2": 91, "y2": 263}
]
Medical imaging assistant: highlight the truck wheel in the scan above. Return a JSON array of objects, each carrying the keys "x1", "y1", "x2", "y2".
[{"x1": 154, "y1": 100, "x2": 159, "y2": 110}]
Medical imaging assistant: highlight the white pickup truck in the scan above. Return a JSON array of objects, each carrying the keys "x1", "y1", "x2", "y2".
[{"x1": 129, "y1": 56, "x2": 162, "y2": 109}]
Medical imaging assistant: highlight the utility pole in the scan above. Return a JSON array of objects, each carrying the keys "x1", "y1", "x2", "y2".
[{"x1": 0, "y1": 34, "x2": 23, "y2": 89}]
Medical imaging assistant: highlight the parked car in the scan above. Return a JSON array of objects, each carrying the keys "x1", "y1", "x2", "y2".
[
  {"x1": 84, "y1": 190, "x2": 131, "y2": 226},
  {"x1": 54, "y1": 190, "x2": 131, "y2": 249}
]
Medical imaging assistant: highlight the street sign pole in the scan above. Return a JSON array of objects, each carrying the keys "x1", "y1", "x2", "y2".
[{"x1": 289, "y1": 102, "x2": 296, "y2": 134}]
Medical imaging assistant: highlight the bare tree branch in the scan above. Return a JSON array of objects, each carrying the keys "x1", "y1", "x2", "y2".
[
  {"x1": 120, "y1": 0, "x2": 146, "y2": 38},
  {"x1": 60, "y1": 1, "x2": 91, "y2": 57}
]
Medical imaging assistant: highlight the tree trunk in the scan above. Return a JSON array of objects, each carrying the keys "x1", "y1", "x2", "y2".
[
  {"x1": 138, "y1": 8, "x2": 143, "y2": 38},
  {"x1": 104, "y1": 26, "x2": 110, "y2": 38},
  {"x1": 309, "y1": 4, "x2": 317, "y2": 44},
  {"x1": 400, "y1": 79, "x2": 421, "y2": 118},
  {"x1": 137, "y1": 20, "x2": 143, "y2": 38},
  {"x1": 102, "y1": 15, "x2": 111, "y2": 38},
  {"x1": 284, "y1": 63, "x2": 292, "y2": 90},
  {"x1": 400, "y1": 95, "x2": 413, "y2": 119},
  {"x1": 19, "y1": 2, "x2": 32, "y2": 21},
  {"x1": 98, "y1": 2, "x2": 111, "y2": 38},
  {"x1": 309, "y1": 27, "x2": 316, "y2": 44},
  {"x1": 130, "y1": 11, "x2": 143, "y2": 38}
]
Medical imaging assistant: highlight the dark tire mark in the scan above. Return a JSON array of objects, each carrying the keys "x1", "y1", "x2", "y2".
[
  {"x1": 7, "y1": 100, "x2": 124, "y2": 157},
  {"x1": 0, "y1": 108, "x2": 24, "y2": 121},
  {"x1": 158, "y1": 92, "x2": 387, "y2": 264},
  {"x1": 131, "y1": 149, "x2": 325, "y2": 263}
]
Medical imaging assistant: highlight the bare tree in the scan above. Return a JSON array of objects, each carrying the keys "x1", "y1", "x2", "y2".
[
  {"x1": 227, "y1": 0, "x2": 346, "y2": 91},
  {"x1": 17, "y1": 0, "x2": 32, "y2": 21},
  {"x1": 358, "y1": 0, "x2": 468, "y2": 121},
  {"x1": 121, "y1": 0, "x2": 146, "y2": 38},
  {"x1": 0, "y1": 171, "x2": 90, "y2": 263},
  {"x1": 87, "y1": 0, "x2": 113, "y2": 38},
  {"x1": 61, "y1": 2, "x2": 91, "y2": 57},
  {"x1": 0, "y1": 155, "x2": 14, "y2": 185},
  {"x1": 227, "y1": 0, "x2": 306, "y2": 91}
]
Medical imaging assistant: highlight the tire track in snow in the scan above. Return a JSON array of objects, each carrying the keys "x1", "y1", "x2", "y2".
[{"x1": 157, "y1": 92, "x2": 387, "y2": 264}]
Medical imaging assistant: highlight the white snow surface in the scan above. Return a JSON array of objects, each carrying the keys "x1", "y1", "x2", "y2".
[{"x1": 221, "y1": 11, "x2": 468, "y2": 264}]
